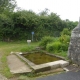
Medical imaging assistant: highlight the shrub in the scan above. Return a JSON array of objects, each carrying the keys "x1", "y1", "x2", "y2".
[
  {"x1": 46, "y1": 41, "x2": 62, "y2": 53},
  {"x1": 59, "y1": 35, "x2": 70, "y2": 44},
  {"x1": 60, "y1": 44, "x2": 68, "y2": 51},
  {"x1": 46, "y1": 43, "x2": 54, "y2": 52},
  {"x1": 59, "y1": 35, "x2": 70, "y2": 51},
  {"x1": 39, "y1": 36, "x2": 54, "y2": 49},
  {"x1": 60, "y1": 28, "x2": 71, "y2": 36}
]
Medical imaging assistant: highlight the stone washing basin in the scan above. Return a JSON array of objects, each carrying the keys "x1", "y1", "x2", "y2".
[{"x1": 15, "y1": 52, "x2": 69, "y2": 73}]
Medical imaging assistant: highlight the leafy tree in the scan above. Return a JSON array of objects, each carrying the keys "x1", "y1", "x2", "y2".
[
  {"x1": 0, "y1": 6, "x2": 78, "y2": 41},
  {"x1": 0, "y1": 14, "x2": 14, "y2": 41},
  {"x1": 12, "y1": 10, "x2": 39, "y2": 40},
  {"x1": 39, "y1": 8, "x2": 49, "y2": 16},
  {"x1": 0, "y1": 0, "x2": 16, "y2": 13}
]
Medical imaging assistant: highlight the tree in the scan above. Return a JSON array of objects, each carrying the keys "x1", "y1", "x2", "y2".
[
  {"x1": 39, "y1": 8, "x2": 49, "y2": 16},
  {"x1": 0, "y1": 0, "x2": 16, "y2": 13},
  {"x1": 12, "y1": 10, "x2": 39, "y2": 40},
  {"x1": 0, "y1": 14, "x2": 14, "y2": 41},
  {"x1": 0, "y1": 7, "x2": 78, "y2": 41}
]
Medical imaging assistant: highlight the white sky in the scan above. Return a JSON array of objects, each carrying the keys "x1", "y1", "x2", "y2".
[{"x1": 16, "y1": 0, "x2": 80, "y2": 21}]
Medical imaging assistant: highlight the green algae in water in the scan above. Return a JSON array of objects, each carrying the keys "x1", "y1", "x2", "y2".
[{"x1": 21, "y1": 52, "x2": 62, "y2": 65}]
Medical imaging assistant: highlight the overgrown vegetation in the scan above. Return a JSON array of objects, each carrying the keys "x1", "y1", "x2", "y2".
[
  {"x1": 39, "y1": 36, "x2": 54, "y2": 49},
  {"x1": 39, "y1": 29, "x2": 71, "y2": 58}
]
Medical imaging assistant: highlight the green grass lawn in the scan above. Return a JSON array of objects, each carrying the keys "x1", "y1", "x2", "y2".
[{"x1": 0, "y1": 41, "x2": 39, "y2": 78}]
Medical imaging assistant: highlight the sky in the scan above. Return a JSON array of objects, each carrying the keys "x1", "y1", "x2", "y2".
[{"x1": 16, "y1": 0, "x2": 80, "y2": 21}]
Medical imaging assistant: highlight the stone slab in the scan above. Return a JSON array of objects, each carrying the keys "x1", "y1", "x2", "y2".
[
  {"x1": 7, "y1": 54, "x2": 32, "y2": 74},
  {"x1": 59, "y1": 60, "x2": 69, "y2": 67}
]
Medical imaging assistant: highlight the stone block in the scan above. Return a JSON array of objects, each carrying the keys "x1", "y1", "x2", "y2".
[{"x1": 59, "y1": 60, "x2": 69, "y2": 67}]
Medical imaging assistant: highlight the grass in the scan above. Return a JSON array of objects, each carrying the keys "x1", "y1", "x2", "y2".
[
  {"x1": 0, "y1": 41, "x2": 39, "y2": 78},
  {"x1": 52, "y1": 51, "x2": 68, "y2": 59}
]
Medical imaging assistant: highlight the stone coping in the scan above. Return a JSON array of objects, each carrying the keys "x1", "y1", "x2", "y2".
[
  {"x1": 31, "y1": 60, "x2": 69, "y2": 72},
  {"x1": 12, "y1": 52, "x2": 69, "y2": 73}
]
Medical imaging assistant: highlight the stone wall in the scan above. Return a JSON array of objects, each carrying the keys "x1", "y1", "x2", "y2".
[{"x1": 68, "y1": 18, "x2": 80, "y2": 65}]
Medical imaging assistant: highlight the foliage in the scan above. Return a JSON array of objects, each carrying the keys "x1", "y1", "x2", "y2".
[
  {"x1": 59, "y1": 35, "x2": 70, "y2": 44},
  {"x1": 0, "y1": 14, "x2": 14, "y2": 41},
  {"x1": 46, "y1": 41, "x2": 62, "y2": 53},
  {"x1": 0, "y1": 0, "x2": 16, "y2": 13},
  {"x1": 60, "y1": 43, "x2": 69, "y2": 51},
  {"x1": 39, "y1": 36, "x2": 54, "y2": 49},
  {"x1": 0, "y1": 3, "x2": 78, "y2": 41},
  {"x1": 60, "y1": 28, "x2": 71, "y2": 36},
  {"x1": 46, "y1": 35, "x2": 70, "y2": 52},
  {"x1": 59, "y1": 34, "x2": 70, "y2": 51},
  {"x1": 54, "y1": 51, "x2": 67, "y2": 58}
]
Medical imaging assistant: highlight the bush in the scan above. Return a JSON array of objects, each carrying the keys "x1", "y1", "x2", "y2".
[
  {"x1": 46, "y1": 41, "x2": 62, "y2": 53},
  {"x1": 39, "y1": 35, "x2": 70, "y2": 53},
  {"x1": 39, "y1": 36, "x2": 54, "y2": 49},
  {"x1": 46, "y1": 43, "x2": 54, "y2": 52},
  {"x1": 60, "y1": 28, "x2": 71, "y2": 36},
  {"x1": 60, "y1": 44, "x2": 68, "y2": 51},
  {"x1": 46, "y1": 40, "x2": 69, "y2": 53},
  {"x1": 59, "y1": 35, "x2": 70, "y2": 44},
  {"x1": 59, "y1": 35, "x2": 70, "y2": 51}
]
